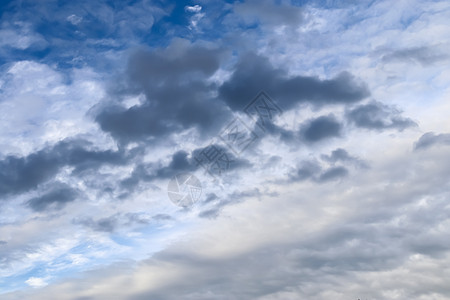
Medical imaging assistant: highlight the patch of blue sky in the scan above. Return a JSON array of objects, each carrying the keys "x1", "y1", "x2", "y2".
[{"x1": 0, "y1": 219, "x2": 188, "y2": 294}]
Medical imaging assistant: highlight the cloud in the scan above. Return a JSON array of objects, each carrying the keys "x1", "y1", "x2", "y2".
[
  {"x1": 289, "y1": 159, "x2": 348, "y2": 183},
  {"x1": 96, "y1": 40, "x2": 231, "y2": 144},
  {"x1": 0, "y1": 22, "x2": 47, "y2": 51},
  {"x1": 9, "y1": 142, "x2": 450, "y2": 299},
  {"x1": 26, "y1": 183, "x2": 78, "y2": 212},
  {"x1": 289, "y1": 160, "x2": 321, "y2": 181},
  {"x1": 321, "y1": 148, "x2": 354, "y2": 163},
  {"x1": 25, "y1": 277, "x2": 48, "y2": 288},
  {"x1": 321, "y1": 148, "x2": 368, "y2": 168},
  {"x1": 66, "y1": 14, "x2": 83, "y2": 26},
  {"x1": 219, "y1": 53, "x2": 370, "y2": 111},
  {"x1": 346, "y1": 101, "x2": 417, "y2": 131},
  {"x1": 381, "y1": 45, "x2": 449, "y2": 66},
  {"x1": 185, "y1": 5, "x2": 202, "y2": 13},
  {"x1": 0, "y1": 139, "x2": 127, "y2": 198},
  {"x1": 2, "y1": 0, "x2": 450, "y2": 298},
  {"x1": 234, "y1": 0, "x2": 304, "y2": 27},
  {"x1": 300, "y1": 114, "x2": 342, "y2": 142},
  {"x1": 121, "y1": 144, "x2": 252, "y2": 190},
  {"x1": 317, "y1": 166, "x2": 349, "y2": 182},
  {"x1": 121, "y1": 150, "x2": 196, "y2": 190},
  {"x1": 414, "y1": 132, "x2": 450, "y2": 150},
  {"x1": 77, "y1": 215, "x2": 118, "y2": 233}
]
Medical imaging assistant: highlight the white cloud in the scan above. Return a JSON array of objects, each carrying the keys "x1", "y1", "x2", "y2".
[
  {"x1": 0, "y1": 22, "x2": 47, "y2": 50},
  {"x1": 66, "y1": 14, "x2": 83, "y2": 25},
  {"x1": 25, "y1": 277, "x2": 48, "y2": 288},
  {"x1": 185, "y1": 5, "x2": 202, "y2": 13}
]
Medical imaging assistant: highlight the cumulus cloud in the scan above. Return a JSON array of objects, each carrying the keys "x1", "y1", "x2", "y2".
[
  {"x1": 414, "y1": 132, "x2": 450, "y2": 150},
  {"x1": 0, "y1": 139, "x2": 127, "y2": 198},
  {"x1": 346, "y1": 101, "x2": 417, "y2": 131},
  {"x1": 300, "y1": 114, "x2": 342, "y2": 142},
  {"x1": 96, "y1": 40, "x2": 230, "y2": 144},
  {"x1": 219, "y1": 53, "x2": 370, "y2": 111}
]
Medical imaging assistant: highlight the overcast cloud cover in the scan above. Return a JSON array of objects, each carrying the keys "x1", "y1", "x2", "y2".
[{"x1": 1, "y1": 0, "x2": 450, "y2": 299}]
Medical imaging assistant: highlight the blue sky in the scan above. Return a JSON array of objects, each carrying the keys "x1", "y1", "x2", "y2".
[{"x1": 1, "y1": 0, "x2": 450, "y2": 299}]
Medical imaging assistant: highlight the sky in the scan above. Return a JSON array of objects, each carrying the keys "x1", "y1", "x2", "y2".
[{"x1": 0, "y1": 0, "x2": 450, "y2": 299}]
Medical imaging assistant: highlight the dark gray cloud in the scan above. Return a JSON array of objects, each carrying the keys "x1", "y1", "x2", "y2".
[
  {"x1": 414, "y1": 132, "x2": 450, "y2": 150},
  {"x1": 346, "y1": 101, "x2": 416, "y2": 131},
  {"x1": 382, "y1": 46, "x2": 449, "y2": 66},
  {"x1": 96, "y1": 43, "x2": 231, "y2": 144},
  {"x1": 0, "y1": 148, "x2": 62, "y2": 198},
  {"x1": 219, "y1": 53, "x2": 370, "y2": 111},
  {"x1": 300, "y1": 115, "x2": 342, "y2": 142},
  {"x1": 0, "y1": 139, "x2": 128, "y2": 198},
  {"x1": 121, "y1": 145, "x2": 251, "y2": 190},
  {"x1": 26, "y1": 183, "x2": 78, "y2": 212}
]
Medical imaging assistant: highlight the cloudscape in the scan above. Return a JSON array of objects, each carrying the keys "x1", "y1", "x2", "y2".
[{"x1": 1, "y1": 0, "x2": 450, "y2": 299}]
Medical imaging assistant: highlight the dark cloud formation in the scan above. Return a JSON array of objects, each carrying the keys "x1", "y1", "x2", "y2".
[
  {"x1": 27, "y1": 183, "x2": 78, "y2": 212},
  {"x1": 0, "y1": 139, "x2": 127, "y2": 198},
  {"x1": 346, "y1": 101, "x2": 416, "y2": 131},
  {"x1": 219, "y1": 53, "x2": 370, "y2": 111},
  {"x1": 300, "y1": 115, "x2": 342, "y2": 142},
  {"x1": 382, "y1": 46, "x2": 449, "y2": 66},
  {"x1": 321, "y1": 148, "x2": 353, "y2": 163},
  {"x1": 0, "y1": 147, "x2": 62, "y2": 198},
  {"x1": 121, "y1": 145, "x2": 251, "y2": 190},
  {"x1": 96, "y1": 42, "x2": 231, "y2": 144},
  {"x1": 414, "y1": 132, "x2": 450, "y2": 150},
  {"x1": 264, "y1": 115, "x2": 342, "y2": 145}
]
